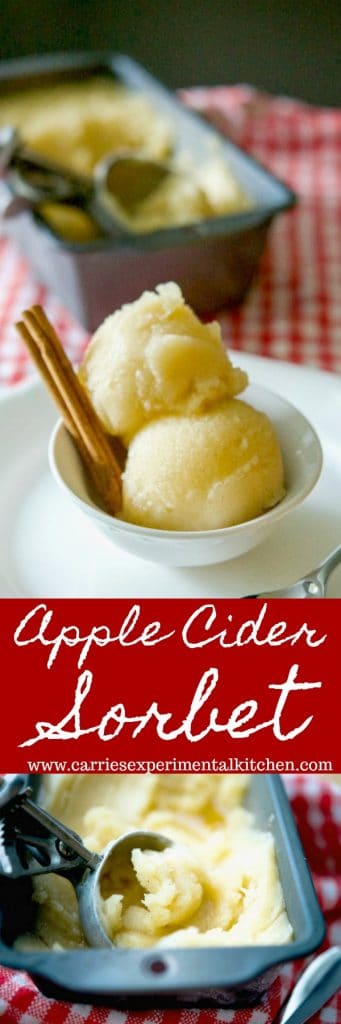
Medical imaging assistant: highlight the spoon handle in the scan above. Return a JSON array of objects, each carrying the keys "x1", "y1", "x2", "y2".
[
  {"x1": 279, "y1": 947, "x2": 341, "y2": 1024},
  {"x1": 314, "y1": 545, "x2": 341, "y2": 586}
]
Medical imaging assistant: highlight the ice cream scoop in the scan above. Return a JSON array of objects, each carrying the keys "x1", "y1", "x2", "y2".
[
  {"x1": 78, "y1": 830, "x2": 173, "y2": 948},
  {"x1": 0, "y1": 775, "x2": 171, "y2": 948},
  {"x1": 0, "y1": 126, "x2": 172, "y2": 235}
]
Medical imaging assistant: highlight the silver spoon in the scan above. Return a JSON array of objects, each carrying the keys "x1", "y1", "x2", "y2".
[
  {"x1": 247, "y1": 544, "x2": 341, "y2": 598},
  {"x1": 277, "y1": 946, "x2": 341, "y2": 1024},
  {"x1": 0, "y1": 775, "x2": 171, "y2": 947},
  {"x1": 0, "y1": 126, "x2": 171, "y2": 235}
]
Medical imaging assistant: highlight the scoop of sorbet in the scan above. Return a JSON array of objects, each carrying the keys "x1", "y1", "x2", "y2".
[
  {"x1": 122, "y1": 398, "x2": 285, "y2": 531},
  {"x1": 79, "y1": 282, "x2": 247, "y2": 445}
]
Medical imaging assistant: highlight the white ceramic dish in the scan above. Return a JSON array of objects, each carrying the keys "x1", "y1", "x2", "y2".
[
  {"x1": 49, "y1": 383, "x2": 322, "y2": 567},
  {"x1": 0, "y1": 352, "x2": 340, "y2": 597}
]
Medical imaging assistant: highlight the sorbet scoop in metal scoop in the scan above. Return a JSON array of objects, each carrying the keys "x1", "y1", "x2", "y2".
[
  {"x1": 0, "y1": 126, "x2": 171, "y2": 235},
  {"x1": 77, "y1": 829, "x2": 172, "y2": 947},
  {"x1": 0, "y1": 774, "x2": 171, "y2": 947}
]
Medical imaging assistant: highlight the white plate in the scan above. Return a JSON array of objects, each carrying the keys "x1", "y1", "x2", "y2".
[{"x1": 1, "y1": 352, "x2": 341, "y2": 597}]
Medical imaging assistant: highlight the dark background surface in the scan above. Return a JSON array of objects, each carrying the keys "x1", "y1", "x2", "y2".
[{"x1": 0, "y1": 0, "x2": 340, "y2": 106}]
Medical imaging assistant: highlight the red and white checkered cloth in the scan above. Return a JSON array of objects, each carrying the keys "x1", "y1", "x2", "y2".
[
  {"x1": 0, "y1": 86, "x2": 340, "y2": 384},
  {"x1": 0, "y1": 776, "x2": 340, "y2": 1023}
]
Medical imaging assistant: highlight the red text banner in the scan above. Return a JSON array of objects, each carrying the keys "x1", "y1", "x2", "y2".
[{"x1": 0, "y1": 598, "x2": 339, "y2": 773}]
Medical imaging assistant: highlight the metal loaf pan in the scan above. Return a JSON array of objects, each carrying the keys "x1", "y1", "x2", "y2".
[
  {"x1": 0, "y1": 775, "x2": 325, "y2": 1009},
  {"x1": 0, "y1": 51, "x2": 296, "y2": 330}
]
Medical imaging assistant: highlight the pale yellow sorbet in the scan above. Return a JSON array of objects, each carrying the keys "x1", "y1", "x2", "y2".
[
  {"x1": 122, "y1": 398, "x2": 285, "y2": 530},
  {"x1": 79, "y1": 282, "x2": 284, "y2": 530},
  {"x1": 0, "y1": 79, "x2": 250, "y2": 239},
  {"x1": 79, "y1": 282, "x2": 248, "y2": 444},
  {"x1": 15, "y1": 775, "x2": 292, "y2": 952},
  {"x1": 0, "y1": 79, "x2": 173, "y2": 175}
]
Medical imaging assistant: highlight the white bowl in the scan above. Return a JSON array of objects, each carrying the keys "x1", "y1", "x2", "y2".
[{"x1": 49, "y1": 384, "x2": 322, "y2": 567}]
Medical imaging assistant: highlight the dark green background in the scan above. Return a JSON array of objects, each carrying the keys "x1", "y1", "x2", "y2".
[{"x1": 0, "y1": 0, "x2": 340, "y2": 106}]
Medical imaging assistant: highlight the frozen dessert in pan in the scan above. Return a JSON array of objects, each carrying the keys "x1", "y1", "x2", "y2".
[
  {"x1": 79, "y1": 282, "x2": 285, "y2": 530},
  {"x1": 0, "y1": 78, "x2": 250, "y2": 240},
  {"x1": 100, "y1": 827, "x2": 291, "y2": 949},
  {"x1": 0, "y1": 78, "x2": 173, "y2": 175},
  {"x1": 15, "y1": 775, "x2": 292, "y2": 951}
]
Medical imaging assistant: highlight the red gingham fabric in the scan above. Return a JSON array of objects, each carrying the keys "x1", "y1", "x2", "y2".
[
  {"x1": 0, "y1": 777, "x2": 340, "y2": 1023},
  {"x1": 183, "y1": 87, "x2": 341, "y2": 373},
  {"x1": 0, "y1": 86, "x2": 340, "y2": 385}
]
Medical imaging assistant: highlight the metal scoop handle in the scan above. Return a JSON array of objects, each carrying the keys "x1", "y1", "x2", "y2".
[
  {"x1": 21, "y1": 796, "x2": 99, "y2": 867},
  {"x1": 0, "y1": 774, "x2": 99, "y2": 879}
]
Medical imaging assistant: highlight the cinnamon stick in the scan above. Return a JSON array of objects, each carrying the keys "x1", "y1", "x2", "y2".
[{"x1": 16, "y1": 306, "x2": 122, "y2": 516}]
